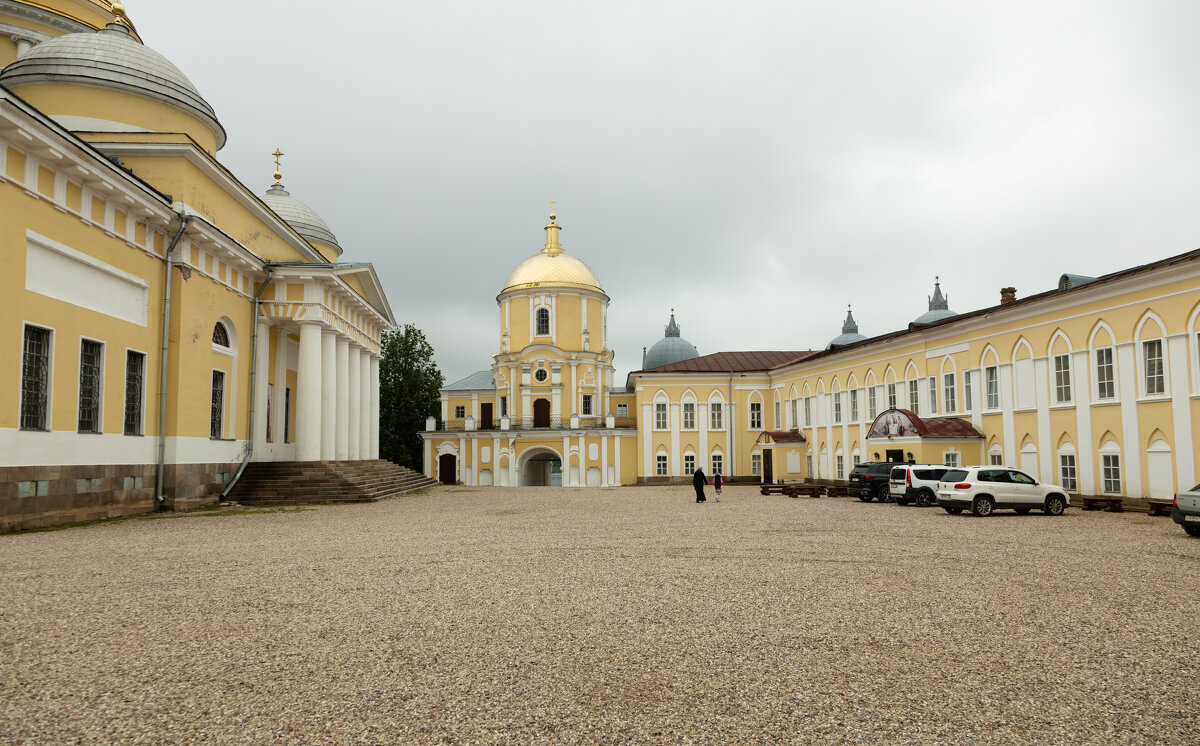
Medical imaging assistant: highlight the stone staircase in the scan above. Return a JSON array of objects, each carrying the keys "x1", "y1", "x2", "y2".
[{"x1": 227, "y1": 460, "x2": 438, "y2": 505}]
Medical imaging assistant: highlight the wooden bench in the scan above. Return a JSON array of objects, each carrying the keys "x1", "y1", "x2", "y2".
[
  {"x1": 824, "y1": 486, "x2": 850, "y2": 498},
  {"x1": 1146, "y1": 499, "x2": 1173, "y2": 517},
  {"x1": 760, "y1": 484, "x2": 793, "y2": 496},
  {"x1": 1081, "y1": 496, "x2": 1124, "y2": 512}
]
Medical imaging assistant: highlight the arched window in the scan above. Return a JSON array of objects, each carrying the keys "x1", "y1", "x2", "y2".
[
  {"x1": 212, "y1": 322, "x2": 230, "y2": 348},
  {"x1": 535, "y1": 307, "x2": 550, "y2": 336}
]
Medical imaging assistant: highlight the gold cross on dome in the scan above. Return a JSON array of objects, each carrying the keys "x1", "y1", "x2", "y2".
[{"x1": 272, "y1": 148, "x2": 284, "y2": 184}]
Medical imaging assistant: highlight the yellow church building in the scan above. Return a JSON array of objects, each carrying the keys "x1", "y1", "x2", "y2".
[
  {"x1": 424, "y1": 215, "x2": 1200, "y2": 505},
  {"x1": 1, "y1": 2, "x2": 400, "y2": 530}
]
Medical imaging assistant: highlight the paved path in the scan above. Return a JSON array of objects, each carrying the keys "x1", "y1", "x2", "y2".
[{"x1": 2, "y1": 485, "x2": 1197, "y2": 744}]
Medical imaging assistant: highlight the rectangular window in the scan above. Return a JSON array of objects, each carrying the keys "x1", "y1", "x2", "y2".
[
  {"x1": 1096, "y1": 348, "x2": 1115, "y2": 399},
  {"x1": 887, "y1": 383, "x2": 897, "y2": 409},
  {"x1": 617, "y1": 403, "x2": 627, "y2": 418},
  {"x1": 1059, "y1": 454, "x2": 1077, "y2": 492},
  {"x1": 711, "y1": 453, "x2": 723, "y2": 475},
  {"x1": 928, "y1": 377, "x2": 937, "y2": 415},
  {"x1": 1143, "y1": 339, "x2": 1164, "y2": 394},
  {"x1": 943, "y1": 373, "x2": 956, "y2": 413},
  {"x1": 710, "y1": 402, "x2": 723, "y2": 430},
  {"x1": 1102, "y1": 454, "x2": 1121, "y2": 494},
  {"x1": 211, "y1": 370, "x2": 226, "y2": 439},
  {"x1": 989, "y1": 452, "x2": 1003, "y2": 466},
  {"x1": 985, "y1": 366, "x2": 999, "y2": 409},
  {"x1": 836, "y1": 454, "x2": 844, "y2": 479},
  {"x1": 78, "y1": 339, "x2": 103, "y2": 433},
  {"x1": 850, "y1": 389, "x2": 859, "y2": 422},
  {"x1": 963, "y1": 371, "x2": 973, "y2": 412},
  {"x1": 500, "y1": 396, "x2": 508, "y2": 417},
  {"x1": 21, "y1": 325, "x2": 52, "y2": 431},
  {"x1": 654, "y1": 402, "x2": 668, "y2": 430},
  {"x1": 789, "y1": 399, "x2": 797, "y2": 429},
  {"x1": 806, "y1": 452, "x2": 813, "y2": 476},
  {"x1": 833, "y1": 392, "x2": 842, "y2": 423},
  {"x1": 803, "y1": 397, "x2": 812, "y2": 426},
  {"x1": 684, "y1": 454, "x2": 695, "y2": 474},
  {"x1": 682, "y1": 401, "x2": 695, "y2": 429},
  {"x1": 582, "y1": 394, "x2": 593, "y2": 416},
  {"x1": 944, "y1": 452, "x2": 960, "y2": 467},
  {"x1": 454, "y1": 405, "x2": 465, "y2": 418},
  {"x1": 124, "y1": 351, "x2": 145, "y2": 435},
  {"x1": 908, "y1": 380, "x2": 919, "y2": 414},
  {"x1": 535, "y1": 308, "x2": 550, "y2": 336},
  {"x1": 1053, "y1": 354, "x2": 1072, "y2": 403},
  {"x1": 751, "y1": 453, "x2": 762, "y2": 476},
  {"x1": 656, "y1": 453, "x2": 668, "y2": 476},
  {"x1": 868, "y1": 387, "x2": 877, "y2": 419},
  {"x1": 852, "y1": 453, "x2": 861, "y2": 466},
  {"x1": 774, "y1": 401, "x2": 781, "y2": 429},
  {"x1": 749, "y1": 401, "x2": 762, "y2": 429}
]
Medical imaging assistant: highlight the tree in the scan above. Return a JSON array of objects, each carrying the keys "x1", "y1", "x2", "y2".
[{"x1": 379, "y1": 324, "x2": 443, "y2": 470}]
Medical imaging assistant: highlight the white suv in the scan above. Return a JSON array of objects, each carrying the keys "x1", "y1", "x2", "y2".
[
  {"x1": 889, "y1": 464, "x2": 950, "y2": 507},
  {"x1": 936, "y1": 466, "x2": 1070, "y2": 517}
]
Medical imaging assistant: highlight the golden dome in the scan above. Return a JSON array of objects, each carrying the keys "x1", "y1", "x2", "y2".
[{"x1": 501, "y1": 215, "x2": 604, "y2": 294}]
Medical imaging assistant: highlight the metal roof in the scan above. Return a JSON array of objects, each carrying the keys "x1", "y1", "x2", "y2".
[{"x1": 443, "y1": 370, "x2": 495, "y2": 391}]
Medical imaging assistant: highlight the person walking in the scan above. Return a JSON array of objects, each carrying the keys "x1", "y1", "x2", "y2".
[
  {"x1": 693, "y1": 467, "x2": 708, "y2": 503},
  {"x1": 713, "y1": 470, "x2": 723, "y2": 501}
]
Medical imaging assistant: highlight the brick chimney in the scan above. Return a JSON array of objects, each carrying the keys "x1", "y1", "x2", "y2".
[{"x1": 1000, "y1": 287, "x2": 1017, "y2": 305}]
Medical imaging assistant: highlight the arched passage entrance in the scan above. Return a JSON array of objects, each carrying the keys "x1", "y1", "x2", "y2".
[{"x1": 518, "y1": 446, "x2": 562, "y2": 486}]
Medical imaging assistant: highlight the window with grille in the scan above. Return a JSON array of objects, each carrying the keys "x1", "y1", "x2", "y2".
[
  {"x1": 850, "y1": 390, "x2": 858, "y2": 422},
  {"x1": 711, "y1": 453, "x2": 723, "y2": 475},
  {"x1": 833, "y1": 392, "x2": 842, "y2": 423},
  {"x1": 681, "y1": 401, "x2": 695, "y2": 429},
  {"x1": 656, "y1": 453, "x2": 668, "y2": 476},
  {"x1": 1054, "y1": 354, "x2": 1071, "y2": 402},
  {"x1": 582, "y1": 394, "x2": 593, "y2": 416},
  {"x1": 21, "y1": 325, "x2": 52, "y2": 430},
  {"x1": 535, "y1": 308, "x2": 550, "y2": 336},
  {"x1": 211, "y1": 370, "x2": 225, "y2": 438},
  {"x1": 749, "y1": 401, "x2": 762, "y2": 429},
  {"x1": 77, "y1": 339, "x2": 103, "y2": 433},
  {"x1": 1095, "y1": 348, "x2": 1115, "y2": 399},
  {"x1": 1059, "y1": 454, "x2": 1077, "y2": 492},
  {"x1": 1143, "y1": 340, "x2": 1164, "y2": 394},
  {"x1": 943, "y1": 373, "x2": 956, "y2": 413},
  {"x1": 985, "y1": 366, "x2": 999, "y2": 408},
  {"x1": 212, "y1": 322, "x2": 229, "y2": 348},
  {"x1": 908, "y1": 380, "x2": 919, "y2": 414},
  {"x1": 654, "y1": 402, "x2": 668, "y2": 430},
  {"x1": 684, "y1": 454, "x2": 695, "y2": 474},
  {"x1": 124, "y1": 351, "x2": 145, "y2": 435},
  {"x1": 1102, "y1": 454, "x2": 1121, "y2": 494},
  {"x1": 709, "y1": 402, "x2": 723, "y2": 430}
]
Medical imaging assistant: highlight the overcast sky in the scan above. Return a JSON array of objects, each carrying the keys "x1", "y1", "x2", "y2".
[{"x1": 129, "y1": 1, "x2": 1200, "y2": 384}]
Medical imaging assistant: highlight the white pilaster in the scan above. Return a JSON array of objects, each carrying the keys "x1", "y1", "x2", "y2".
[
  {"x1": 359, "y1": 348, "x2": 371, "y2": 459},
  {"x1": 253, "y1": 319, "x2": 270, "y2": 453},
  {"x1": 1117, "y1": 343, "x2": 1141, "y2": 497},
  {"x1": 370, "y1": 355, "x2": 380, "y2": 460},
  {"x1": 348, "y1": 345, "x2": 361, "y2": 459},
  {"x1": 1072, "y1": 351, "x2": 1095, "y2": 494},
  {"x1": 320, "y1": 329, "x2": 337, "y2": 461},
  {"x1": 295, "y1": 322, "x2": 323, "y2": 462},
  {"x1": 335, "y1": 337, "x2": 350, "y2": 460}
]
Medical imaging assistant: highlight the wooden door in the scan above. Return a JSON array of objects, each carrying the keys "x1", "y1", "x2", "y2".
[
  {"x1": 763, "y1": 449, "x2": 774, "y2": 483},
  {"x1": 533, "y1": 398, "x2": 550, "y2": 428},
  {"x1": 438, "y1": 454, "x2": 456, "y2": 484},
  {"x1": 480, "y1": 403, "x2": 493, "y2": 430}
]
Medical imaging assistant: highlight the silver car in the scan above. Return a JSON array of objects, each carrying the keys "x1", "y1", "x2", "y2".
[{"x1": 1171, "y1": 483, "x2": 1200, "y2": 537}]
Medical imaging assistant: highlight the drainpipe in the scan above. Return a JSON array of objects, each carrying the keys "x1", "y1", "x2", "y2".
[
  {"x1": 155, "y1": 213, "x2": 192, "y2": 509},
  {"x1": 221, "y1": 265, "x2": 275, "y2": 500}
]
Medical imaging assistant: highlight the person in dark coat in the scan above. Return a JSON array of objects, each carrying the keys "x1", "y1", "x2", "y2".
[
  {"x1": 693, "y1": 467, "x2": 708, "y2": 503},
  {"x1": 713, "y1": 470, "x2": 723, "y2": 501}
]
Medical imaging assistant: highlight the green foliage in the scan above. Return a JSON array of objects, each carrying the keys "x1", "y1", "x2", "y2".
[{"x1": 379, "y1": 324, "x2": 443, "y2": 470}]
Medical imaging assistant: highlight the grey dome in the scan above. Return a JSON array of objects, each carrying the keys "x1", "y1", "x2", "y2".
[
  {"x1": 262, "y1": 183, "x2": 342, "y2": 255},
  {"x1": 827, "y1": 306, "x2": 867, "y2": 348},
  {"x1": 914, "y1": 278, "x2": 957, "y2": 324},
  {"x1": 643, "y1": 312, "x2": 699, "y2": 369},
  {"x1": 0, "y1": 24, "x2": 225, "y2": 149}
]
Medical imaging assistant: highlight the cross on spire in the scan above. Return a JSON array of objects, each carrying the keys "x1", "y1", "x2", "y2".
[{"x1": 272, "y1": 148, "x2": 284, "y2": 185}]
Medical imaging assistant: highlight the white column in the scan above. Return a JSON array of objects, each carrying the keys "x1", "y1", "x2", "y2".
[
  {"x1": 296, "y1": 322, "x2": 323, "y2": 462},
  {"x1": 370, "y1": 355, "x2": 380, "y2": 460},
  {"x1": 359, "y1": 348, "x2": 371, "y2": 459},
  {"x1": 348, "y1": 344, "x2": 362, "y2": 459},
  {"x1": 253, "y1": 319, "x2": 270, "y2": 453},
  {"x1": 335, "y1": 337, "x2": 350, "y2": 460},
  {"x1": 320, "y1": 329, "x2": 337, "y2": 461}
]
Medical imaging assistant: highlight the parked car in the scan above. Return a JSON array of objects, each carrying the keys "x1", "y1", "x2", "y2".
[
  {"x1": 889, "y1": 464, "x2": 950, "y2": 506},
  {"x1": 1172, "y1": 483, "x2": 1200, "y2": 537},
  {"x1": 936, "y1": 466, "x2": 1070, "y2": 517},
  {"x1": 849, "y1": 462, "x2": 900, "y2": 502}
]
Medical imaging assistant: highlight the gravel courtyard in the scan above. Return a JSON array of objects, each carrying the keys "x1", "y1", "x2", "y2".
[{"x1": 2, "y1": 485, "x2": 1198, "y2": 745}]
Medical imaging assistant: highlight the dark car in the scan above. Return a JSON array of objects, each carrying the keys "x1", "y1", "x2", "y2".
[{"x1": 848, "y1": 462, "x2": 899, "y2": 502}]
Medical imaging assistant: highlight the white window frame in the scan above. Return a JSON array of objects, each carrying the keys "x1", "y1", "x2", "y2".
[
  {"x1": 654, "y1": 401, "x2": 668, "y2": 430},
  {"x1": 1052, "y1": 353, "x2": 1072, "y2": 403},
  {"x1": 868, "y1": 386, "x2": 877, "y2": 419},
  {"x1": 534, "y1": 306, "x2": 551, "y2": 336},
  {"x1": 1059, "y1": 451, "x2": 1077, "y2": 492},
  {"x1": 803, "y1": 397, "x2": 812, "y2": 427},
  {"x1": 943, "y1": 451, "x2": 960, "y2": 467},
  {"x1": 908, "y1": 380, "x2": 919, "y2": 414},
  {"x1": 849, "y1": 389, "x2": 859, "y2": 422},
  {"x1": 1095, "y1": 347, "x2": 1116, "y2": 400},
  {"x1": 773, "y1": 400, "x2": 781, "y2": 429},
  {"x1": 656, "y1": 452, "x2": 668, "y2": 476},
  {"x1": 833, "y1": 392, "x2": 842, "y2": 424},
  {"x1": 749, "y1": 401, "x2": 763, "y2": 430},
  {"x1": 887, "y1": 383, "x2": 897, "y2": 409},
  {"x1": 943, "y1": 373, "x2": 956, "y2": 413},
  {"x1": 962, "y1": 371, "x2": 973, "y2": 413},
  {"x1": 1142, "y1": 339, "x2": 1165, "y2": 396},
  {"x1": 928, "y1": 377, "x2": 937, "y2": 415},
  {"x1": 682, "y1": 401, "x2": 696, "y2": 430},
  {"x1": 709, "y1": 401, "x2": 724, "y2": 430},
  {"x1": 1101, "y1": 451, "x2": 1121, "y2": 494},
  {"x1": 683, "y1": 453, "x2": 696, "y2": 474},
  {"x1": 985, "y1": 366, "x2": 999, "y2": 409},
  {"x1": 836, "y1": 453, "x2": 844, "y2": 479},
  {"x1": 711, "y1": 452, "x2": 723, "y2": 476},
  {"x1": 616, "y1": 402, "x2": 626, "y2": 418},
  {"x1": 581, "y1": 394, "x2": 593, "y2": 416},
  {"x1": 454, "y1": 405, "x2": 465, "y2": 418},
  {"x1": 751, "y1": 452, "x2": 762, "y2": 476}
]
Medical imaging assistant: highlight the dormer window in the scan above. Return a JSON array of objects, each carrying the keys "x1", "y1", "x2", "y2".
[{"x1": 535, "y1": 308, "x2": 550, "y2": 336}]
